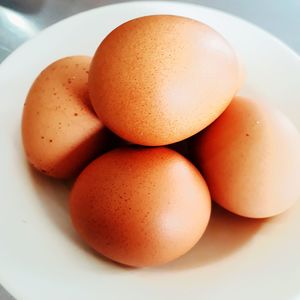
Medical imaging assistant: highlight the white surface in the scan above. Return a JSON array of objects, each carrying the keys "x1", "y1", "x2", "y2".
[{"x1": 0, "y1": 1, "x2": 300, "y2": 300}]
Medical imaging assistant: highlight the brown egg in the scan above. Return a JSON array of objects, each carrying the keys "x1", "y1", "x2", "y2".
[
  {"x1": 191, "y1": 96, "x2": 300, "y2": 218},
  {"x1": 89, "y1": 15, "x2": 239, "y2": 146},
  {"x1": 22, "y1": 56, "x2": 110, "y2": 179},
  {"x1": 70, "y1": 147, "x2": 211, "y2": 267}
]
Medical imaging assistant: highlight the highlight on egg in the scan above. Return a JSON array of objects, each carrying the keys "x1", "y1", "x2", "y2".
[
  {"x1": 190, "y1": 96, "x2": 300, "y2": 218},
  {"x1": 70, "y1": 147, "x2": 211, "y2": 267},
  {"x1": 22, "y1": 56, "x2": 111, "y2": 179},
  {"x1": 89, "y1": 15, "x2": 240, "y2": 146}
]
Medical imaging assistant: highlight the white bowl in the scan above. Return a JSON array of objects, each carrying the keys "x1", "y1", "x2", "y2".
[{"x1": 0, "y1": 2, "x2": 300, "y2": 300}]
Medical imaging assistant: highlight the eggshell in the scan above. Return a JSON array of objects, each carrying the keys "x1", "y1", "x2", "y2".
[
  {"x1": 70, "y1": 147, "x2": 211, "y2": 267},
  {"x1": 191, "y1": 96, "x2": 300, "y2": 218},
  {"x1": 22, "y1": 56, "x2": 109, "y2": 179},
  {"x1": 89, "y1": 15, "x2": 239, "y2": 146}
]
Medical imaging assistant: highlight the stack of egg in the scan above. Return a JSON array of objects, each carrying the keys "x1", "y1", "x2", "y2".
[{"x1": 22, "y1": 15, "x2": 300, "y2": 267}]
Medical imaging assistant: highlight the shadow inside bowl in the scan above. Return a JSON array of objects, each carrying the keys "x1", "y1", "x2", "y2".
[
  {"x1": 160, "y1": 203, "x2": 266, "y2": 271},
  {"x1": 27, "y1": 163, "x2": 125, "y2": 269},
  {"x1": 27, "y1": 160, "x2": 266, "y2": 272}
]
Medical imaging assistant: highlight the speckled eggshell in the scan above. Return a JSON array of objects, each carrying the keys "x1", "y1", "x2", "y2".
[
  {"x1": 191, "y1": 96, "x2": 300, "y2": 218},
  {"x1": 22, "y1": 56, "x2": 109, "y2": 179},
  {"x1": 70, "y1": 147, "x2": 211, "y2": 267},
  {"x1": 89, "y1": 15, "x2": 239, "y2": 146}
]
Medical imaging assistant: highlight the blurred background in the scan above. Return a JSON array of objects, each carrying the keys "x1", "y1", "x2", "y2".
[
  {"x1": 0, "y1": 0, "x2": 299, "y2": 299},
  {"x1": 0, "y1": 0, "x2": 300, "y2": 63}
]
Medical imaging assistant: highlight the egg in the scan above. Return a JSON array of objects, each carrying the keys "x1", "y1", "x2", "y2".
[
  {"x1": 70, "y1": 147, "x2": 211, "y2": 267},
  {"x1": 191, "y1": 96, "x2": 300, "y2": 218},
  {"x1": 22, "y1": 56, "x2": 110, "y2": 179},
  {"x1": 89, "y1": 15, "x2": 239, "y2": 146}
]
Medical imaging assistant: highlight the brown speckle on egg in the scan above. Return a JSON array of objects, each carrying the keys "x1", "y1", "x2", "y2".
[
  {"x1": 89, "y1": 15, "x2": 239, "y2": 146},
  {"x1": 21, "y1": 56, "x2": 113, "y2": 179},
  {"x1": 191, "y1": 96, "x2": 300, "y2": 218},
  {"x1": 70, "y1": 147, "x2": 211, "y2": 267}
]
